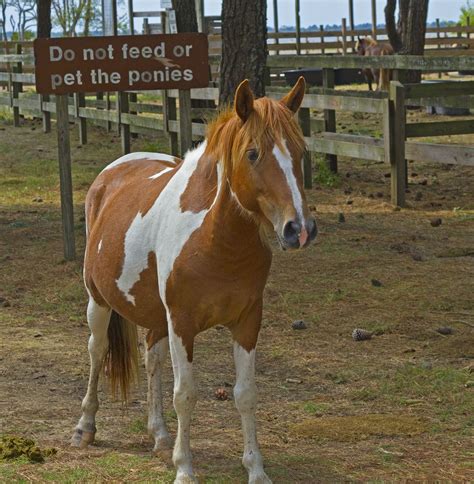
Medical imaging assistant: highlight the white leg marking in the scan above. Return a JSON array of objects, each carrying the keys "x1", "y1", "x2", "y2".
[
  {"x1": 102, "y1": 152, "x2": 178, "y2": 172},
  {"x1": 72, "y1": 298, "x2": 110, "y2": 447},
  {"x1": 146, "y1": 337, "x2": 173, "y2": 451},
  {"x1": 234, "y1": 343, "x2": 272, "y2": 484},
  {"x1": 272, "y1": 140, "x2": 304, "y2": 222},
  {"x1": 97, "y1": 239, "x2": 103, "y2": 253},
  {"x1": 168, "y1": 323, "x2": 197, "y2": 483}
]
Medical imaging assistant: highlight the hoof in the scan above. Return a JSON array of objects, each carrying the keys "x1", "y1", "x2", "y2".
[
  {"x1": 153, "y1": 434, "x2": 173, "y2": 451},
  {"x1": 71, "y1": 428, "x2": 95, "y2": 449},
  {"x1": 174, "y1": 471, "x2": 198, "y2": 484},
  {"x1": 249, "y1": 472, "x2": 272, "y2": 484}
]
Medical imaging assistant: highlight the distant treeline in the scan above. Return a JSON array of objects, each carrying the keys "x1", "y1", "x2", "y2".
[
  {"x1": 270, "y1": 20, "x2": 457, "y2": 32},
  {"x1": 3, "y1": 20, "x2": 459, "y2": 40}
]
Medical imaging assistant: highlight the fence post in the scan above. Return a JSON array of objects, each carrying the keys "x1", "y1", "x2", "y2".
[
  {"x1": 120, "y1": 91, "x2": 131, "y2": 154},
  {"x1": 178, "y1": 89, "x2": 192, "y2": 156},
  {"x1": 388, "y1": 81, "x2": 406, "y2": 207},
  {"x1": 320, "y1": 25, "x2": 325, "y2": 54},
  {"x1": 74, "y1": 92, "x2": 87, "y2": 144},
  {"x1": 12, "y1": 44, "x2": 22, "y2": 127},
  {"x1": 341, "y1": 18, "x2": 347, "y2": 55},
  {"x1": 55, "y1": 94, "x2": 76, "y2": 261},
  {"x1": 323, "y1": 67, "x2": 337, "y2": 173},
  {"x1": 295, "y1": 0, "x2": 301, "y2": 55},
  {"x1": 298, "y1": 106, "x2": 312, "y2": 189},
  {"x1": 166, "y1": 92, "x2": 179, "y2": 156},
  {"x1": 129, "y1": 92, "x2": 138, "y2": 138},
  {"x1": 41, "y1": 94, "x2": 51, "y2": 133}
]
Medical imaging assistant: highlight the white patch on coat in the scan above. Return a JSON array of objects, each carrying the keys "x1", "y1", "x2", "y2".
[
  {"x1": 272, "y1": 140, "x2": 304, "y2": 221},
  {"x1": 102, "y1": 152, "x2": 178, "y2": 173},
  {"x1": 148, "y1": 167, "x2": 174, "y2": 180},
  {"x1": 97, "y1": 239, "x2": 102, "y2": 253},
  {"x1": 116, "y1": 142, "x2": 223, "y2": 305}
]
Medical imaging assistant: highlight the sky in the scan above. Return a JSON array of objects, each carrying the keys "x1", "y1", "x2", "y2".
[
  {"x1": 131, "y1": 0, "x2": 466, "y2": 28},
  {"x1": 4, "y1": 0, "x2": 467, "y2": 34}
]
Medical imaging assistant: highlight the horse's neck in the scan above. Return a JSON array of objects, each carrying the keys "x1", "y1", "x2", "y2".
[{"x1": 189, "y1": 148, "x2": 266, "y2": 258}]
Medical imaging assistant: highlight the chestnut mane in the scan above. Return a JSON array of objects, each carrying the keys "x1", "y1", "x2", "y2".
[{"x1": 205, "y1": 97, "x2": 305, "y2": 179}]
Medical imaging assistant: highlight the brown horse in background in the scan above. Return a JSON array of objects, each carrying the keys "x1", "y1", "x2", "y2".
[{"x1": 355, "y1": 37, "x2": 394, "y2": 91}]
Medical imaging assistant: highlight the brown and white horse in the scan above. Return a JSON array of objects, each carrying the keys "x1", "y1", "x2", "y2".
[
  {"x1": 72, "y1": 77, "x2": 317, "y2": 483},
  {"x1": 355, "y1": 36, "x2": 394, "y2": 91}
]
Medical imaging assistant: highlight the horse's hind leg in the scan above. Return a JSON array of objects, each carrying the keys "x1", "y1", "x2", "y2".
[
  {"x1": 145, "y1": 331, "x2": 172, "y2": 451},
  {"x1": 71, "y1": 298, "x2": 111, "y2": 448}
]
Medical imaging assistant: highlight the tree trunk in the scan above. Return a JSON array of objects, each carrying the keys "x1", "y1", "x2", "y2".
[
  {"x1": 384, "y1": 0, "x2": 429, "y2": 83},
  {"x1": 219, "y1": 0, "x2": 267, "y2": 105},
  {"x1": 172, "y1": 0, "x2": 198, "y2": 33},
  {"x1": 172, "y1": 0, "x2": 215, "y2": 118}
]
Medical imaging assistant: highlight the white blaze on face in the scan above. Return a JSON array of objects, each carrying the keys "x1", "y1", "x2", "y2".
[{"x1": 272, "y1": 140, "x2": 305, "y2": 223}]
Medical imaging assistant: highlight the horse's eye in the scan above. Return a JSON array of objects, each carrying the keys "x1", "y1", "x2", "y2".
[{"x1": 247, "y1": 149, "x2": 259, "y2": 163}]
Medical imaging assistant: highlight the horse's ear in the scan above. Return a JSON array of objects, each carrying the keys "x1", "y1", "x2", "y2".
[
  {"x1": 281, "y1": 76, "x2": 306, "y2": 113},
  {"x1": 234, "y1": 79, "x2": 254, "y2": 122}
]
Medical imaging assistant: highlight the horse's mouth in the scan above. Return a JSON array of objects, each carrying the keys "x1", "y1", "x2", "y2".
[{"x1": 275, "y1": 232, "x2": 307, "y2": 251}]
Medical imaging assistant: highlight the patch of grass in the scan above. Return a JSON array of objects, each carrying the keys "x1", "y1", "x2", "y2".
[
  {"x1": 0, "y1": 107, "x2": 13, "y2": 122},
  {"x1": 292, "y1": 414, "x2": 428, "y2": 442},
  {"x1": 142, "y1": 140, "x2": 170, "y2": 153},
  {"x1": 128, "y1": 418, "x2": 147, "y2": 434},
  {"x1": 302, "y1": 401, "x2": 330, "y2": 415},
  {"x1": 351, "y1": 387, "x2": 379, "y2": 402},
  {"x1": 325, "y1": 372, "x2": 349, "y2": 385},
  {"x1": 313, "y1": 157, "x2": 340, "y2": 188},
  {"x1": 379, "y1": 364, "x2": 474, "y2": 432},
  {"x1": 325, "y1": 288, "x2": 345, "y2": 303}
]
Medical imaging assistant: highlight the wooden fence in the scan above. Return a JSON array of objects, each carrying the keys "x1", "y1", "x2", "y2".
[
  {"x1": 0, "y1": 52, "x2": 473, "y2": 207},
  {"x1": 204, "y1": 21, "x2": 474, "y2": 56}
]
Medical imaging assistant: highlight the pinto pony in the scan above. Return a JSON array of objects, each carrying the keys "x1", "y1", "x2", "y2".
[
  {"x1": 72, "y1": 77, "x2": 317, "y2": 483},
  {"x1": 355, "y1": 36, "x2": 394, "y2": 91}
]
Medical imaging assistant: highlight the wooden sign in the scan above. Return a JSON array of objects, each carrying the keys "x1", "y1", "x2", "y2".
[{"x1": 34, "y1": 34, "x2": 209, "y2": 94}]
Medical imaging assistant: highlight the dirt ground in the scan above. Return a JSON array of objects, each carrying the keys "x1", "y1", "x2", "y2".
[{"x1": 0, "y1": 111, "x2": 473, "y2": 483}]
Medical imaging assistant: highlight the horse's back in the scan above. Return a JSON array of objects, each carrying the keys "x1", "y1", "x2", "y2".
[
  {"x1": 83, "y1": 152, "x2": 180, "y2": 329},
  {"x1": 86, "y1": 152, "x2": 180, "y2": 233}
]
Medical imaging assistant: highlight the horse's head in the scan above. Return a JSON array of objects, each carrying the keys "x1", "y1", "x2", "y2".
[
  {"x1": 355, "y1": 36, "x2": 367, "y2": 55},
  {"x1": 211, "y1": 77, "x2": 317, "y2": 250}
]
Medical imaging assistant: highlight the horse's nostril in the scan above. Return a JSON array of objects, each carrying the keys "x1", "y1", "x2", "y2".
[
  {"x1": 283, "y1": 220, "x2": 301, "y2": 248},
  {"x1": 307, "y1": 218, "x2": 317, "y2": 241}
]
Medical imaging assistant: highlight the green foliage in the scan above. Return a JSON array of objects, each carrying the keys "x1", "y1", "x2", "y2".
[
  {"x1": 460, "y1": 1, "x2": 474, "y2": 26},
  {"x1": 303, "y1": 402, "x2": 330, "y2": 415},
  {"x1": 11, "y1": 30, "x2": 34, "y2": 41},
  {"x1": 314, "y1": 157, "x2": 340, "y2": 188}
]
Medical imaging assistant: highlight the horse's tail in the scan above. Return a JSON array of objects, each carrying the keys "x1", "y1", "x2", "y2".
[
  {"x1": 378, "y1": 49, "x2": 392, "y2": 91},
  {"x1": 104, "y1": 310, "x2": 139, "y2": 401}
]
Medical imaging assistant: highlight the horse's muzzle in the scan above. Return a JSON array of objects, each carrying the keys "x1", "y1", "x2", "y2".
[{"x1": 282, "y1": 217, "x2": 317, "y2": 249}]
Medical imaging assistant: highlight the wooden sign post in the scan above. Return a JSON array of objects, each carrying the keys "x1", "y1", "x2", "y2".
[
  {"x1": 34, "y1": 33, "x2": 209, "y2": 261},
  {"x1": 55, "y1": 94, "x2": 76, "y2": 260}
]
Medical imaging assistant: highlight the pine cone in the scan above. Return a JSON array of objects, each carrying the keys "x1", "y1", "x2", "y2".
[
  {"x1": 214, "y1": 388, "x2": 229, "y2": 401},
  {"x1": 352, "y1": 328, "x2": 373, "y2": 341}
]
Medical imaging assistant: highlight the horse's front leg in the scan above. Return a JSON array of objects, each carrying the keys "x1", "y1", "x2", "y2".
[
  {"x1": 232, "y1": 303, "x2": 272, "y2": 484},
  {"x1": 168, "y1": 317, "x2": 198, "y2": 484}
]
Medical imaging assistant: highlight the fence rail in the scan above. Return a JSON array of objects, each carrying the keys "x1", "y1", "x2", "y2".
[{"x1": 1, "y1": 53, "x2": 473, "y2": 207}]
